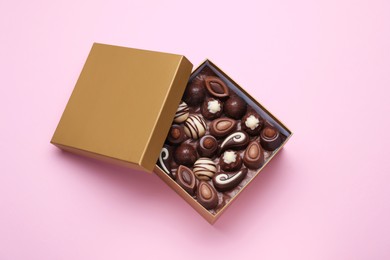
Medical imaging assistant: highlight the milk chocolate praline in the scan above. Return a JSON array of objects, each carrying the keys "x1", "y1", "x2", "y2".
[
  {"x1": 241, "y1": 111, "x2": 264, "y2": 135},
  {"x1": 176, "y1": 165, "x2": 197, "y2": 196},
  {"x1": 183, "y1": 79, "x2": 205, "y2": 106},
  {"x1": 205, "y1": 76, "x2": 229, "y2": 98},
  {"x1": 260, "y1": 126, "x2": 282, "y2": 151},
  {"x1": 201, "y1": 98, "x2": 223, "y2": 120},
  {"x1": 197, "y1": 135, "x2": 218, "y2": 158},
  {"x1": 220, "y1": 150, "x2": 242, "y2": 171},
  {"x1": 243, "y1": 141, "x2": 264, "y2": 169},
  {"x1": 174, "y1": 143, "x2": 198, "y2": 167},
  {"x1": 167, "y1": 125, "x2": 187, "y2": 145},
  {"x1": 209, "y1": 118, "x2": 237, "y2": 138},
  {"x1": 197, "y1": 181, "x2": 218, "y2": 210},
  {"x1": 224, "y1": 95, "x2": 247, "y2": 119}
]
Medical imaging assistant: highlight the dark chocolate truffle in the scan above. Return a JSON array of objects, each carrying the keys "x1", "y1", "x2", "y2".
[
  {"x1": 197, "y1": 135, "x2": 218, "y2": 158},
  {"x1": 197, "y1": 181, "x2": 218, "y2": 210},
  {"x1": 174, "y1": 143, "x2": 198, "y2": 167},
  {"x1": 209, "y1": 118, "x2": 237, "y2": 138},
  {"x1": 260, "y1": 126, "x2": 282, "y2": 151},
  {"x1": 241, "y1": 111, "x2": 264, "y2": 135},
  {"x1": 220, "y1": 131, "x2": 250, "y2": 153},
  {"x1": 201, "y1": 98, "x2": 223, "y2": 120},
  {"x1": 205, "y1": 76, "x2": 229, "y2": 98},
  {"x1": 213, "y1": 168, "x2": 248, "y2": 192},
  {"x1": 183, "y1": 79, "x2": 205, "y2": 106},
  {"x1": 243, "y1": 141, "x2": 264, "y2": 169},
  {"x1": 224, "y1": 95, "x2": 247, "y2": 119},
  {"x1": 167, "y1": 124, "x2": 187, "y2": 145},
  {"x1": 176, "y1": 165, "x2": 197, "y2": 196},
  {"x1": 220, "y1": 150, "x2": 242, "y2": 171}
]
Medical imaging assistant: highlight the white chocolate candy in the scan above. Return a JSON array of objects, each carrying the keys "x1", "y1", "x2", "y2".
[
  {"x1": 223, "y1": 151, "x2": 237, "y2": 164},
  {"x1": 207, "y1": 100, "x2": 222, "y2": 114},
  {"x1": 193, "y1": 158, "x2": 217, "y2": 180},
  {"x1": 184, "y1": 115, "x2": 207, "y2": 140},
  {"x1": 174, "y1": 101, "x2": 189, "y2": 123},
  {"x1": 245, "y1": 115, "x2": 260, "y2": 130}
]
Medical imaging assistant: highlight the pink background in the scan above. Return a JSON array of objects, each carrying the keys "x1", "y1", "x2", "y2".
[{"x1": 1, "y1": 0, "x2": 389, "y2": 259}]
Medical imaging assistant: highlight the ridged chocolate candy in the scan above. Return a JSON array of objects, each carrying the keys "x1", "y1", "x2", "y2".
[
  {"x1": 184, "y1": 115, "x2": 207, "y2": 140},
  {"x1": 193, "y1": 158, "x2": 217, "y2": 180},
  {"x1": 173, "y1": 101, "x2": 189, "y2": 123},
  {"x1": 213, "y1": 168, "x2": 248, "y2": 192},
  {"x1": 174, "y1": 143, "x2": 198, "y2": 167},
  {"x1": 197, "y1": 135, "x2": 218, "y2": 158},
  {"x1": 243, "y1": 141, "x2": 264, "y2": 169},
  {"x1": 260, "y1": 126, "x2": 282, "y2": 151},
  {"x1": 205, "y1": 76, "x2": 229, "y2": 98},
  {"x1": 209, "y1": 118, "x2": 237, "y2": 138},
  {"x1": 220, "y1": 150, "x2": 242, "y2": 171},
  {"x1": 224, "y1": 95, "x2": 247, "y2": 119},
  {"x1": 197, "y1": 181, "x2": 218, "y2": 210},
  {"x1": 220, "y1": 131, "x2": 250, "y2": 153},
  {"x1": 201, "y1": 98, "x2": 223, "y2": 120},
  {"x1": 176, "y1": 165, "x2": 196, "y2": 196}
]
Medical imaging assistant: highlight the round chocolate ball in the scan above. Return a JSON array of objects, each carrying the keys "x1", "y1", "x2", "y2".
[
  {"x1": 183, "y1": 79, "x2": 206, "y2": 106},
  {"x1": 220, "y1": 150, "x2": 242, "y2": 171},
  {"x1": 167, "y1": 124, "x2": 187, "y2": 145},
  {"x1": 174, "y1": 143, "x2": 198, "y2": 167},
  {"x1": 224, "y1": 95, "x2": 247, "y2": 119},
  {"x1": 241, "y1": 111, "x2": 264, "y2": 135},
  {"x1": 197, "y1": 135, "x2": 218, "y2": 158},
  {"x1": 260, "y1": 126, "x2": 282, "y2": 151},
  {"x1": 201, "y1": 98, "x2": 223, "y2": 120}
]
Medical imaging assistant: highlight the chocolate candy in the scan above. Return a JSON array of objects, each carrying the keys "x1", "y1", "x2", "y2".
[
  {"x1": 205, "y1": 76, "x2": 229, "y2": 98},
  {"x1": 173, "y1": 101, "x2": 189, "y2": 123},
  {"x1": 193, "y1": 158, "x2": 217, "y2": 180},
  {"x1": 220, "y1": 131, "x2": 249, "y2": 153},
  {"x1": 260, "y1": 126, "x2": 282, "y2": 151},
  {"x1": 184, "y1": 115, "x2": 207, "y2": 140},
  {"x1": 167, "y1": 125, "x2": 187, "y2": 145},
  {"x1": 220, "y1": 150, "x2": 242, "y2": 171},
  {"x1": 176, "y1": 165, "x2": 196, "y2": 196},
  {"x1": 197, "y1": 181, "x2": 219, "y2": 210},
  {"x1": 224, "y1": 95, "x2": 247, "y2": 119},
  {"x1": 213, "y1": 168, "x2": 248, "y2": 192},
  {"x1": 158, "y1": 145, "x2": 173, "y2": 177},
  {"x1": 197, "y1": 135, "x2": 218, "y2": 158},
  {"x1": 209, "y1": 118, "x2": 237, "y2": 138},
  {"x1": 174, "y1": 143, "x2": 198, "y2": 167},
  {"x1": 183, "y1": 79, "x2": 205, "y2": 106},
  {"x1": 241, "y1": 111, "x2": 264, "y2": 135},
  {"x1": 201, "y1": 98, "x2": 223, "y2": 120},
  {"x1": 243, "y1": 141, "x2": 264, "y2": 169}
]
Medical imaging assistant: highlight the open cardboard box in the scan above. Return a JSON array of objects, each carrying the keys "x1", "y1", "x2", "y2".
[{"x1": 51, "y1": 43, "x2": 292, "y2": 224}]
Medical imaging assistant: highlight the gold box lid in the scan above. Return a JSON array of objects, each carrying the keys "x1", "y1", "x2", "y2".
[{"x1": 51, "y1": 43, "x2": 193, "y2": 172}]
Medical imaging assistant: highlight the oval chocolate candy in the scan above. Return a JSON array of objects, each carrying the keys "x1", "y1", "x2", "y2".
[
  {"x1": 176, "y1": 165, "x2": 196, "y2": 196},
  {"x1": 193, "y1": 158, "x2": 217, "y2": 180},
  {"x1": 219, "y1": 131, "x2": 249, "y2": 153},
  {"x1": 205, "y1": 76, "x2": 229, "y2": 98},
  {"x1": 243, "y1": 141, "x2": 264, "y2": 169},
  {"x1": 213, "y1": 168, "x2": 248, "y2": 192},
  {"x1": 197, "y1": 181, "x2": 219, "y2": 210},
  {"x1": 209, "y1": 118, "x2": 237, "y2": 138}
]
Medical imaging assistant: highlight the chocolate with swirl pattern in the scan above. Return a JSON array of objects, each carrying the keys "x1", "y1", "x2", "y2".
[
  {"x1": 213, "y1": 168, "x2": 248, "y2": 192},
  {"x1": 219, "y1": 131, "x2": 250, "y2": 153}
]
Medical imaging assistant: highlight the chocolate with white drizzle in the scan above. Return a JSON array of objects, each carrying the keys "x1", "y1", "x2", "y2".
[
  {"x1": 183, "y1": 115, "x2": 207, "y2": 140},
  {"x1": 193, "y1": 158, "x2": 217, "y2": 180},
  {"x1": 173, "y1": 101, "x2": 189, "y2": 123},
  {"x1": 158, "y1": 145, "x2": 173, "y2": 177},
  {"x1": 213, "y1": 168, "x2": 248, "y2": 192},
  {"x1": 219, "y1": 131, "x2": 250, "y2": 153}
]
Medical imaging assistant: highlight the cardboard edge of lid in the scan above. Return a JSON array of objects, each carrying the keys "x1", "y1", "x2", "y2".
[{"x1": 139, "y1": 55, "x2": 193, "y2": 172}]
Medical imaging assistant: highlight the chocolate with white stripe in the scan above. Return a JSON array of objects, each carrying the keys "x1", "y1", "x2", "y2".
[
  {"x1": 183, "y1": 115, "x2": 207, "y2": 140},
  {"x1": 219, "y1": 131, "x2": 250, "y2": 153},
  {"x1": 193, "y1": 158, "x2": 217, "y2": 180},
  {"x1": 173, "y1": 101, "x2": 189, "y2": 123},
  {"x1": 213, "y1": 168, "x2": 248, "y2": 192}
]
